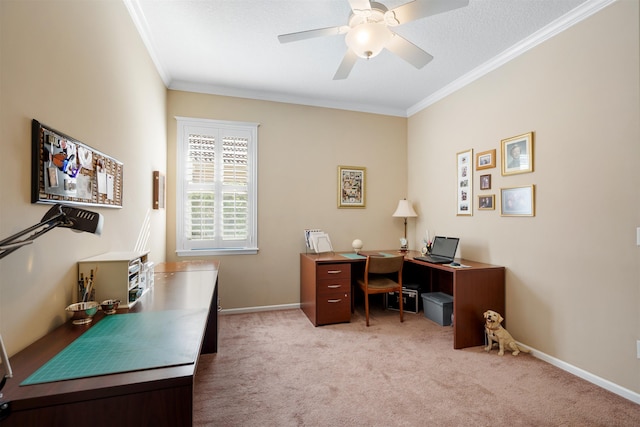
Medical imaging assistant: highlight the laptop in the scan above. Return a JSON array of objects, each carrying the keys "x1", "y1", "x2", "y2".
[{"x1": 415, "y1": 236, "x2": 460, "y2": 264}]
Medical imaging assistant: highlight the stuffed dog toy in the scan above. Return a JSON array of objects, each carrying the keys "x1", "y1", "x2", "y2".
[{"x1": 483, "y1": 310, "x2": 529, "y2": 356}]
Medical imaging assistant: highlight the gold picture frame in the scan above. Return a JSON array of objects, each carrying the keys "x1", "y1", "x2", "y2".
[
  {"x1": 476, "y1": 149, "x2": 496, "y2": 170},
  {"x1": 500, "y1": 185, "x2": 535, "y2": 216},
  {"x1": 501, "y1": 132, "x2": 534, "y2": 176},
  {"x1": 338, "y1": 165, "x2": 366, "y2": 208},
  {"x1": 478, "y1": 194, "x2": 495, "y2": 210}
]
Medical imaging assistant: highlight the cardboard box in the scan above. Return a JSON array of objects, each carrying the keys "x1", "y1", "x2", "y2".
[{"x1": 421, "y1": 292, "x2": 453, "y2": 326}]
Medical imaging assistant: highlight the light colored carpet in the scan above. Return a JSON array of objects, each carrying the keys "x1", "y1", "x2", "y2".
[{"x1": 194, "y1": 307, "x2": 640, "y2": 426}]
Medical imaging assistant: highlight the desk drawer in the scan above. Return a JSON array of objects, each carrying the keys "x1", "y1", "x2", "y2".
[
  {"x1": 316, "y1": 292, "x2": 351, "y2": 325},
  {"x1": 317, "y1": 278, "x2": 350, "y2": 296},
  {"x1": 317, "y1": 263, "x2": 350, "y2": 280}
]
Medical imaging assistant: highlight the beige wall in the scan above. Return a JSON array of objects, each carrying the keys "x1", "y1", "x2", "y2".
[
  {"x1": 0, "y1": 1, "x2": 167, "y2": 354},
  {"x1": 0, "y1": 0, "x2": 637, "y2": 402},
  {"x1": 166, "y1": 91, "x2": 408, "y2": 309},
  {"x1": 408, "y1": 0, "x2": 639, "y2": 393}
]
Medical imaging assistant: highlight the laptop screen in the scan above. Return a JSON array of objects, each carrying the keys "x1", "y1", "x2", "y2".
[{"x1": 431, "y1": 236, "x2": 459, "y2": 259}]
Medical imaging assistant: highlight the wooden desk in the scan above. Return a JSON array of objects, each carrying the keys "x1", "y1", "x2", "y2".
[
  {"x1": 300, "y1": 251, "x2": 504, "y2": 349},
  {"x1": 1, "y1": 261, "x2": 219, "y2": 427}
]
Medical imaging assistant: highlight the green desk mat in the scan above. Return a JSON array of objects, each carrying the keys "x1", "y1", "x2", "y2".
[
  {"x1": 340, "y1": 252, "x2": 396, "y2": 260},
  {"x1": 21, "y1": 309, "x2": 207, "y2": 385}
]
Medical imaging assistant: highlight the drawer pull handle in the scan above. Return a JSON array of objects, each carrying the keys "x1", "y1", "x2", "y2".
[
  {"x1": 327, "y1": 299, "x2": 342, "y2": 303},
  {"x1": 327, "y1": 270, "x2": 342, "y2": 274},
  {"x1": 327, "y1": 284, "x2": 342, "y2": 289}
]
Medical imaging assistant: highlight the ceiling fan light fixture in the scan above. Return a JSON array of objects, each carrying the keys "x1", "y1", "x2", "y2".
[{"x1": 345, "y1": 22, "x2": 392, "y2": 59}]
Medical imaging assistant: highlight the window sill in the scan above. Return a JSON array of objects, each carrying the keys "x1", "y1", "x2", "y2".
[{"x1": 176, "y1": 248, "x2": 258, "y2": 257}]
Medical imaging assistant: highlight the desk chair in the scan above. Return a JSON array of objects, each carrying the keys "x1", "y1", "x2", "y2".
[{"x1": 356, "y1": 255, "x2": 404, "y2": 326}]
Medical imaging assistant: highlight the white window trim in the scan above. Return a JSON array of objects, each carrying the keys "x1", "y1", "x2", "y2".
[{"x1": 175, "y1": 116, "x2": 259, "y2": 256}]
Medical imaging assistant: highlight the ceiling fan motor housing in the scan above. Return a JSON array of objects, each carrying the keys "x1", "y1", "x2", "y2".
[{"x1": 346, "y1": 2, "x2": 394, "y2": 59}]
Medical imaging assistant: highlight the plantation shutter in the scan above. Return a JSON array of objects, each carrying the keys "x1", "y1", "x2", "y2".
[
  {"x1": 185, "y1": 132, "x2": 216, "y2": 242},
  {"x1": 177, "y1": 118, "x2": 258, "y2": 254},
  {"x1": 221, "y1": 134, "x2": 249, "y2": 241}
]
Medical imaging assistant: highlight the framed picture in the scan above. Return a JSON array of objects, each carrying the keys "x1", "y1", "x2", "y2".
[
  {"x1": 500, "y1": 185, "x2": 535, "y2": 216},
  {"x1": 456, "y1": 149, "x2": 473, "y2": 216},
  {"x1": 476, "y1": 149, "x2": 496, "y2": 170},
  {"x1": 480, "y1": 174, "x2": 491, "y2": 190},
  {"x1": 501, "y1": 132, "x2": 534, "y2": 176},
  {"x1": 32, "y1": 119, "x2": 123, "y2": 208},
  {"x1": 338, "y1": 165, "x2": 366, "y2": 208},
  {"x1": 478, "y1": 195, "x2": 495, "y2": 210}
]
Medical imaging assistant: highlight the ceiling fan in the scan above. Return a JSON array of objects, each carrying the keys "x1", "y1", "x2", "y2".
[{"x1": 277, "y1": 0, "x2": 469, "y2": 80}]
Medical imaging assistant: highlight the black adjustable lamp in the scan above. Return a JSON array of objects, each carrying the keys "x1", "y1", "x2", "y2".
[
  {"x1": 0, "y1": 203, "x2": 103, "y2": 420},
  {"x1": 0, "y1": 204, "x2": 103, "y2": 259}
]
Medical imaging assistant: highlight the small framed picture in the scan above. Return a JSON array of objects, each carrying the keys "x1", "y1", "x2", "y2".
[
  {"x1": 501, "y1": 185, "x2": 535, "y2": 216},
  {"x1": 456, "y1": 149, "x2": 473, "y2": 216},
  {"x1": 501, "y1": 132, "x2": 534, "y2": 176},
  {"x1": 338, "y1": 165, "x2": 366, "y2": 208},
  {"x1": 476, "y1": 149, "x2": 496, "y2": 170},
  {"x1": 478, "y1": 195, "x2": 495, "y2": 210},
  {"x1": 480, "y1": 174, "x2": 491, "y2": 190}
]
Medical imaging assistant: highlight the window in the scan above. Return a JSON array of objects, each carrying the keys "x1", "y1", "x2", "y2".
[{"x1": 176, "y1": 117, "x2": 259, "y2": 255}]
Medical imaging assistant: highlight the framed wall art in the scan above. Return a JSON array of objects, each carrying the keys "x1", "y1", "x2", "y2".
[
  {"x1": 501, "y1": 132, "x2": 534, "y2": 176},
  {"x1": 456, "y1": 149, "x2": 473, "y2": 215},
  {"x1": 478, "y1": 194, "x2": 495, "y2": 210},
  {"x1": 476, "y1": 149, "x2": 496, "y2": 170},
  {"x1": 32, "y1": 119, "x2": 123, "y2": 208},
  {"x1": 480, "y1": 174, "x2": 491, "y2": 190},
  {"x1": 500, "y1": 185, "x2": 535, "y2": 217},
  {"x1": 338, "y1": 165, "x2": 366, "y2": 208}
]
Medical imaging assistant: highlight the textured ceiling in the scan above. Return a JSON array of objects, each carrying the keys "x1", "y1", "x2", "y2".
[{"x1": 125, "y1": 0, "x2": 608, "y2": 116}]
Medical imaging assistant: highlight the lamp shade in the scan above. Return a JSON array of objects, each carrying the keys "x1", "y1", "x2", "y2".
[
  {"x1": 392, "y1": 199, "x2": 417, "y2": 218},
  {"x1": 345, "y1": 22, "x2": 393, "y2": 59}
]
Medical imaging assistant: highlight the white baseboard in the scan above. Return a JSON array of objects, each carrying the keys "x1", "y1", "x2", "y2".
[
  {"x1": 216, "y1": 306, "x2": 640, "y2": 405},
  {"x1": 520, "y1": 344, "x2": 640, "y2": 405},
  {"x1": 220, "y1": 303, "x2": 300, "y2": 315}
]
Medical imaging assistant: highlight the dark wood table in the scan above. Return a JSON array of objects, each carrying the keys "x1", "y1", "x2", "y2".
[{"x1": 1, "y1": 261, "x2": 219, "y2": 426}]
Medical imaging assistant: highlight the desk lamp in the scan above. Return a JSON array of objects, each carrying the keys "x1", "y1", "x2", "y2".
[
  {"x1": 0, "y1": 203, "x2": 103, "y2": 259},
  {"x1": 392, "y1": 199, "x2": 417, "y2": 252},
  {"x1": 0, "y1": 203, "x2": 103, "y2": 420}
]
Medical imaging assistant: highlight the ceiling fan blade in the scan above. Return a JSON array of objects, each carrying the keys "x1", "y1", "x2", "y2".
[
  {"x1": 348, "y1": 0, "x2": 372, "y2": 14},
  {"x1": 389, "y1": 0, "x2": 469, "y2": 24},
  {"x1": 333, "y1": 49, "x2": 359, "y2": 80},
  {"x1": 278, "y1": 26, "x2": 348, "y2": 43},
  {"x1": 385, "y1": 34, "x2": 433, "y2": 69}
]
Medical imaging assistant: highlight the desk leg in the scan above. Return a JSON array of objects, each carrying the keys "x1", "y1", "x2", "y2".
[
  {"x1": 453, "y1": 269, "x2": 505, "y2": 349},
  {"x1": 202, "y1": 278, "x2": 219, "y2": 354}
]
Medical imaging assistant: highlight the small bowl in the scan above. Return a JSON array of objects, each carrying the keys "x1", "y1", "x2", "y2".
[
  {"x1": 100, "y1": 299, "x2": 120, "y2": 315},
  {"x1": 66, "y1": 301, "x2": 99, "y2": 325}
]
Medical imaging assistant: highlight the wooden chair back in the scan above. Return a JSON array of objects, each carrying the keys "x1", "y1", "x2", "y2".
[
  {"x1": 357, "y1": 255, "x2": 405, "y2": 326},
  {"x1": 365, "y1": 255, "x2": 404, "y2": 277}
]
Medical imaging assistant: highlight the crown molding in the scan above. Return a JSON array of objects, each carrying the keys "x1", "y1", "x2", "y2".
[
  {"x1": 125, "y1": 0, "x2": 617, "y2": 118},
  {"x1": 123, "y1": 0, "x2": 171, "y2": 86},
  {"x1": 169, "y1": 81, "x2": 408, "y2": 117},
  {"x1": 406, "y1": 0, "x2": 617, "y2": 117}
]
